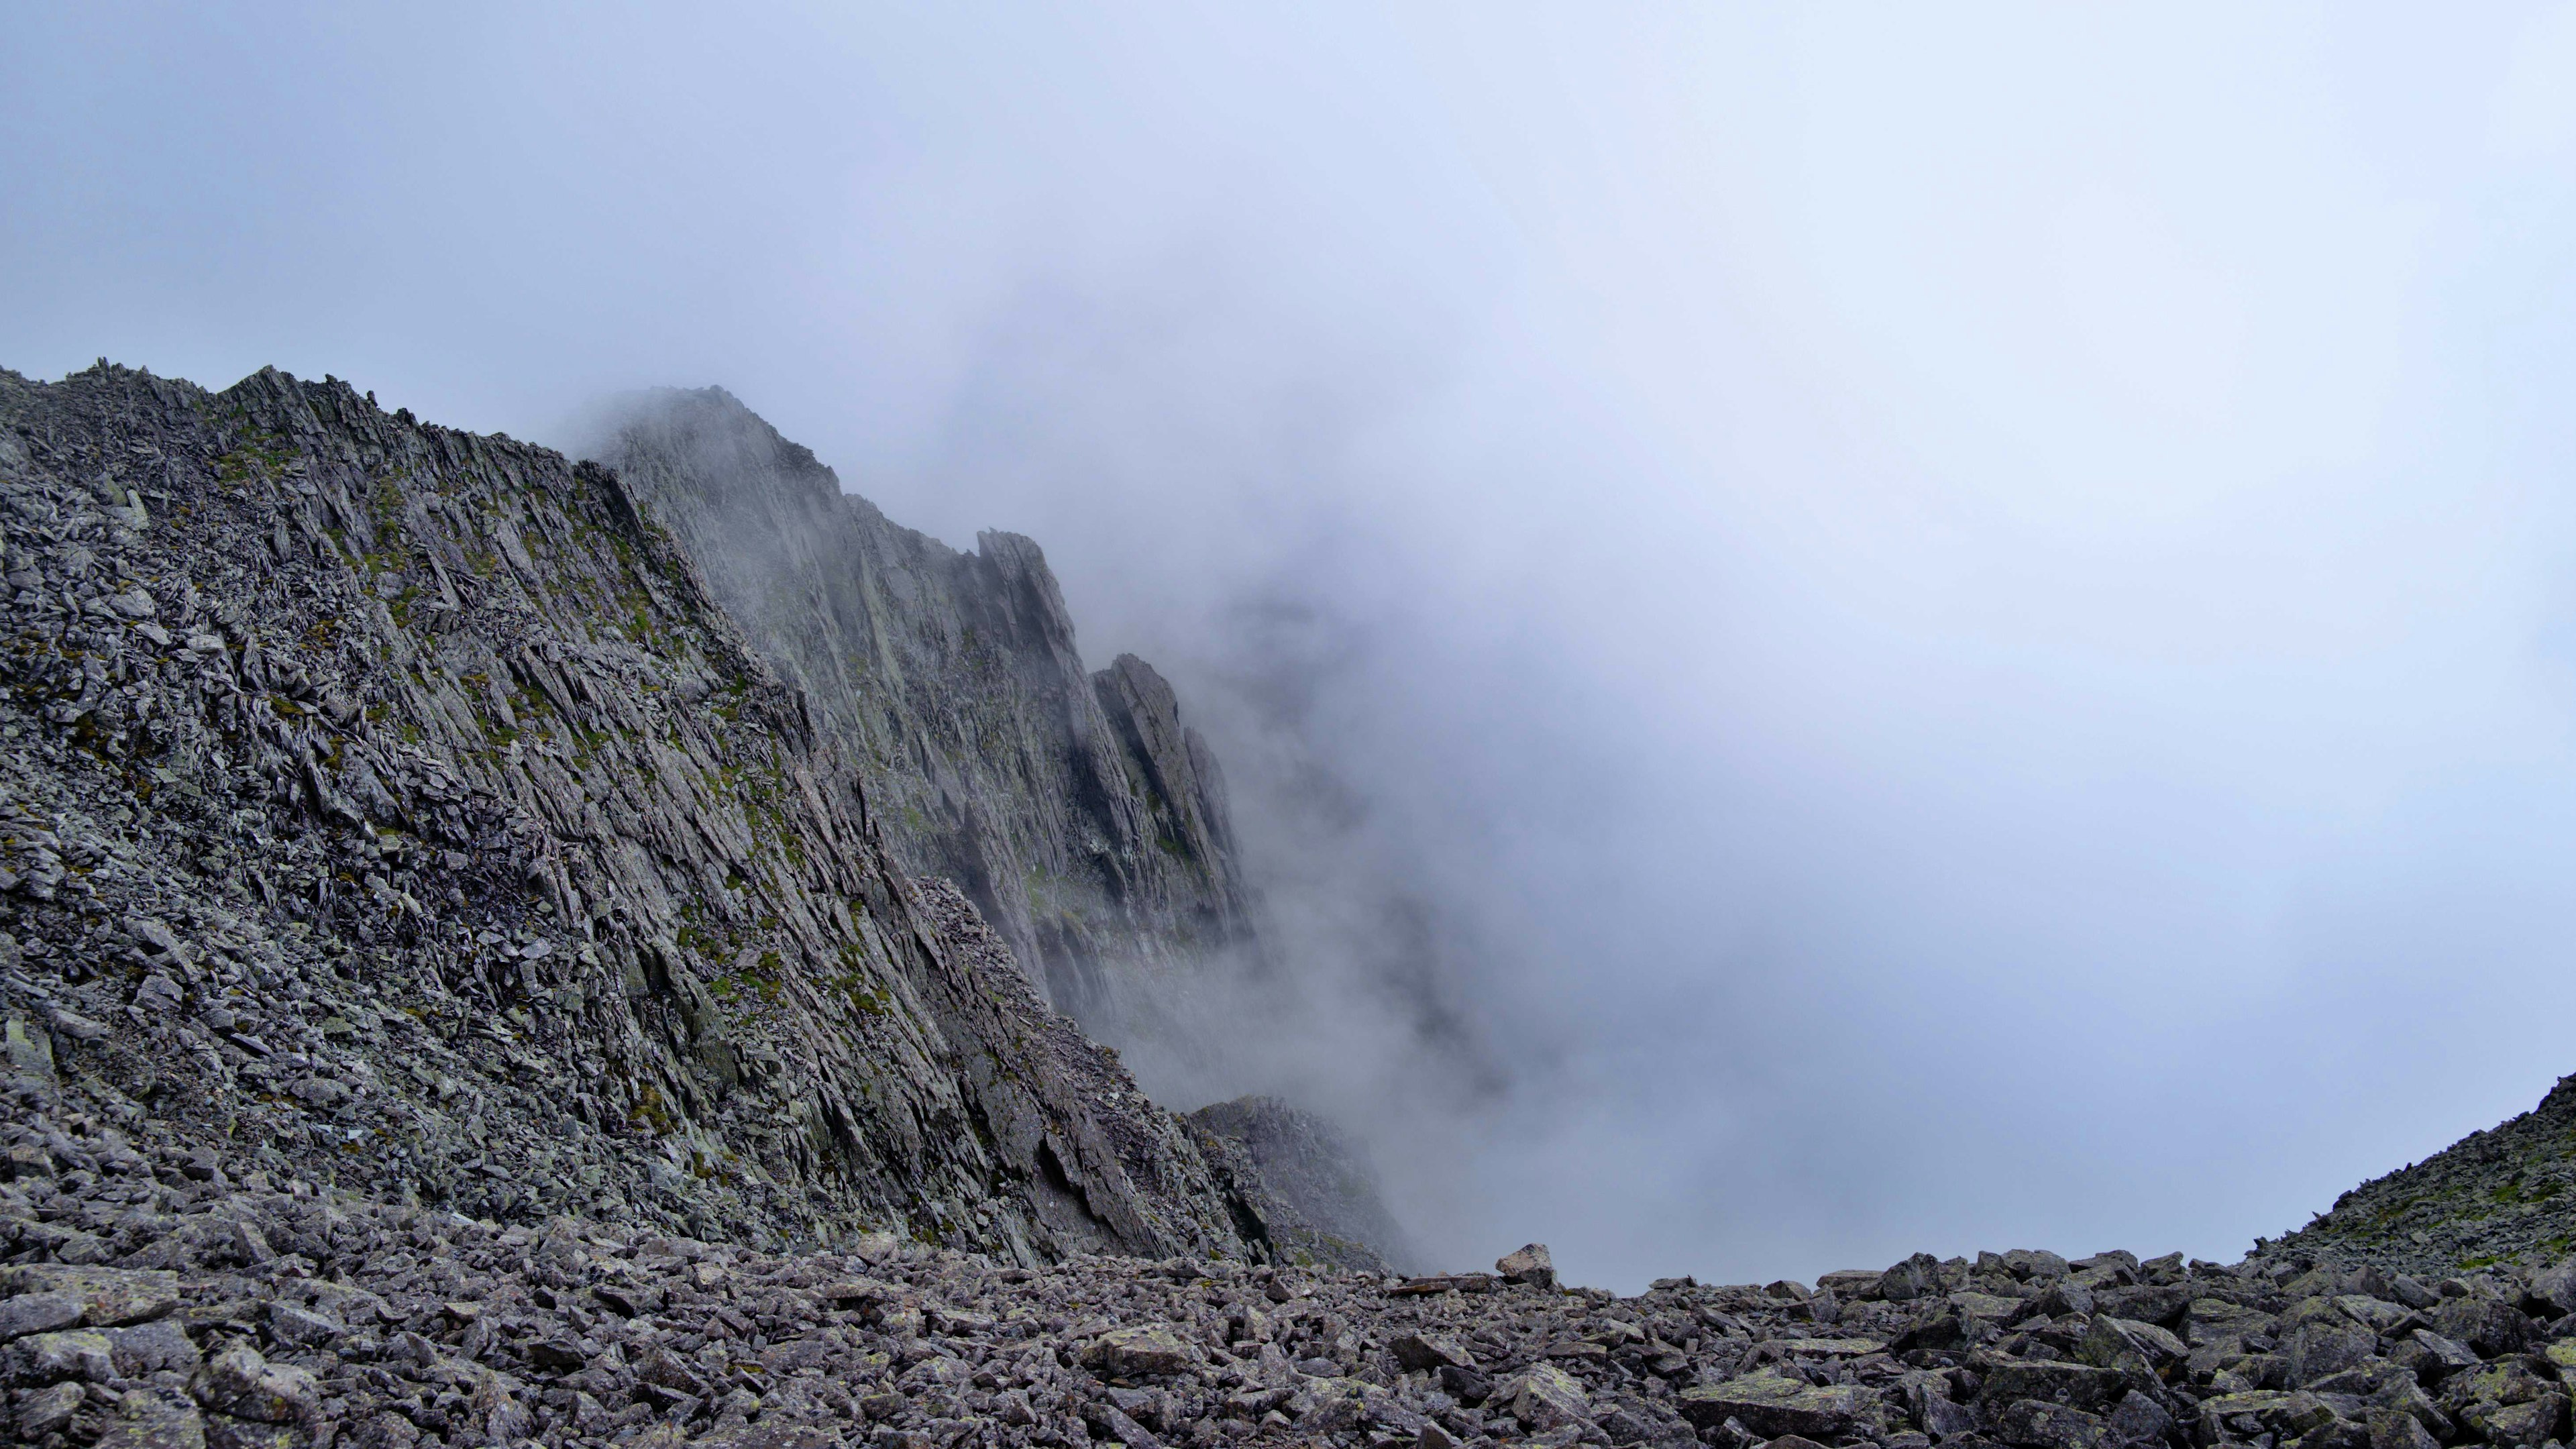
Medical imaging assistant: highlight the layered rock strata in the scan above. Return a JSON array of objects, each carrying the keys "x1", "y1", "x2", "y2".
[
  {"x1": 1187, "y1": 1097, "x2": 1417, "y2": 1277},
  {"x1": 592, "y1": 389, "x2": 1252, "y2": 1020}
]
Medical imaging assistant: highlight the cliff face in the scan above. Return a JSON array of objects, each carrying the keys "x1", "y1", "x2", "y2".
[
  {"x1": 1187, "y1": 1095, "x2": 1419, "y2": 1275},
  {"x1": 0, "y1": 362, "x2": 1277, "y2": 1265},
  {"x1": 589, "y1": 389, "x2": 1253, "y2": 1021}
]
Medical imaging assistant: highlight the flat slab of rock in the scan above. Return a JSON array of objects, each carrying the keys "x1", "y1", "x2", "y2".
[
  {"x1": 0, "y1": 1267, "x2": 179, "y2": 1328},
  {"x1": 1766, "y1": 1336, "x2": 1888, "y2": 1358},
  {"x1": 1680, "y1": 1373, "x2": 1872, "y2": 1438},
  {"x1": 1081, "y1": 1325, "x2": 1199, "y2": 1379}
]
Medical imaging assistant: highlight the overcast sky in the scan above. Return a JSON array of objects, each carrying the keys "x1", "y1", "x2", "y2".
[{"x1": 13, "y1": 4, "x2": 2576, "y2": 1290}]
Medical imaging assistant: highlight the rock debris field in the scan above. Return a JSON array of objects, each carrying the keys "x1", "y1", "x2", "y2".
[{"x1": 14, "y1": 1110, "x2": 2576, "y2": 1449}]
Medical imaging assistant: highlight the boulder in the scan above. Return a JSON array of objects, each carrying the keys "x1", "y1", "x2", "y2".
[
  {"x1": 2402, "y1": 1328, "x2": 2480, "y2": 1377},
  {"x1": 1978, "y1": 1362, "x2": 2131, "y2": 1413},
  {"x1": 1993, "y1": 1398, "x2": 2110, "y2": 1449},
  {"x1": 2104, "y1": 1389, "x2": 2175, "y2": 1446},
  {"x1": 2078, "y1": 1316, "x2": 2188, "y2": 1383},
  {"x1": 2430, "y1": 1297, "x2": 2530, "y2": 1358},
  {"x1": 2457, "y1": 1394, "x2": 2567, "y2": 1449},
  {"x1": 1878, "y1": 1253, "x2": 1947, "y2": 1302},
  {"x1": 19, "y1": 1381, "x2": 83, "y2": 1438},
  {"x1": 9, "y1": 1328, "x2": 115, "y2": 1385},
  {"x1": 2287, "y1": 1320, "x2": 2379, "y2": 1386},
  {"x1": 0, "y1": 1265, "x2": 180, "y2": 1327},
  {"x1": 105, "y1": 1321, "x2": 201, "y2": 1377},
  {"x1": 1680, "y1": 1373, "x2": 1870, "y2": 1439},
  {"x1": 1389, "y1": 1333, "x2": 1477, "y2": 1371},
  {"x1": 1083, "y1": 1325, "x2": 1199, "y2": 1379},
  {"x1": 0, "y1": 1292, "x2": 85, "y2": 1342},
  {"x1": 1497, "y1": 1244, "x2": 1556, "y2": 1289},
  {"x1": 2196, "y1": 1391, "x2": 2339, "y2": 1444},
  {"x1": 1507, "y1": 1363, "x2": 1590, "y2": 1430},
  {"x1": 2522, "y1": 1259, "x2": 2576, "y2": 1320},
  {"x1": 191, "y1": 1344, "x2": 319, "y2": 1424},
  {"x1": 91, "y1": 1387, "x2": 206, "y2": 1449},
  {"x1": 2366, "y1": 1407, "x2": 2438, "y2": 1449}
]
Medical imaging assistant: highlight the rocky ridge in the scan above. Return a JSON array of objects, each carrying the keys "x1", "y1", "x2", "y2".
[
  {"x1": 0, "y1": 360, "x2": 1295, "y2": 1270},
  {"x1": 591, "y1": 390, "x2": 1252, "y2": 1022}
]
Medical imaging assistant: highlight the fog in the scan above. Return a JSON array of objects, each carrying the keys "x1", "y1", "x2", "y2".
[{"x1": 13, "y1": 5, "x2": 2576, "y2": 1289}]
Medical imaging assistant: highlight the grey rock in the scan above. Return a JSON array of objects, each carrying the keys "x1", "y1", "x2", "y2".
[
  {"x1": 1679, "y1": 1374, "x2": 1866, "y2": 1438},
  {"x1": 2366, "y1": 1406, "x2": 2439, "y2": 1449},
  {"x1": 1498, "y1": 1242, "x2": 1557, "y2": 1288},
  {"x1": 1993, "y1": 1398, "x2": 2109, "y2": 1449},
  {"x1": 2104, "y1": 1389, "x2": 2175, "y2": 1445},
  {"x1": 1978, "y1": 1362, "x2": 2131, "y2": 1413},
  {"x1": 11, "y1": 1328, "x2": 115, "y2": 1384},
  {"x1": 2430, "y1": 1295, "x2": 2530, "y2": 1358},
  {"x1": 1186, "y1": 1095, "x2": 1413, "y2": 1273},
  {"x1": 1391, "y1": 1332, "x2": 1479, "y2": 1371},
  {"x1": 0, "y1": 1266, "x2": 180, "y2": 1326},
  {"x1": 2078, "y1": 1316, "x2": 2188, "y2": 1382},
  {"x1": 0, "y1": 362, "x2": 1290, "y2": 1267},
  {"x1": 262, "y1": 1300, "x2": 339, "y2": 1348},
  {"x1": 1878, "y1": 1252, "x2": 1947, "y2": 1301},
  {"x1": 1505, "y1": 1362, "x2": 1591, "y2": 1430},
  {"x1": 19, "y1": 1380, "x2": 83, "y2": 1438},
  {"x1": 103, "y1": 1320, "x2": 200, "y2": 1377},
  {"x1": 92, "y1": 1389, "x2": 207, "y2": 1449},
  {"x1": 0, "y1": 1291, "x2": 83, "y2": 1340},
  {"x1": 191, "y1": 1343, "x2": 317, "y2": 1424},
  {"x1": 1082, "y1": 1324, "x2": 1198, "y2": 1379},
  {"x1": 593, "y1": 388, "x2": 1253, "y2": 1022},
  {"x1": 2287, "y1": 1320, "x2": 2379, "y2": 1385}
]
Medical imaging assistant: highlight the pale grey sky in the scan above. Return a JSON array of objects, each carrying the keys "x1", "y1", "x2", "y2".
[{"x1": 11, "y1": 4, "x2": 2576, "y2": 1289}]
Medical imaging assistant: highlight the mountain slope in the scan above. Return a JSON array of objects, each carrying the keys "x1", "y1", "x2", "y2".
[
  {"x1": 2260, "y1": 1073, "x2": 2576, "y2": 1278},
  {"x1": 0, "y1": 360, "x2": 1277, "y2": 1265}
]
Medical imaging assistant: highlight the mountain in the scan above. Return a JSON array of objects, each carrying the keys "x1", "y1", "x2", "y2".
[
  {"x1": 9, "y1": 360, "x2": 2576, "y2": 1449},
  {"x1": 588, "y1": 388, "x2": 1253, "y2": 1024},
  {"x1": 0, "y1": 360, "x2": 1289, "y2": 1266}
]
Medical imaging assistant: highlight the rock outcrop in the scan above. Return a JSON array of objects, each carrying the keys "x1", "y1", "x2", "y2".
[
  {"x1": 0, "y1": 360, "x2": 1281, "y2": 1269},
  {"x1": 1187, "y1": 1096, "x2": 1419, "y2": 1276},
  {"x1": 589, "y1": 388, "x2": 1253, "y2": 1020}
]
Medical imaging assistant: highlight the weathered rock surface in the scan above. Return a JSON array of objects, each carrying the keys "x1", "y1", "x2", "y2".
[
  {"x1": 590, "y1": 388, "x2": 1253, "y2": 1020},
  {"x1": 0, "y1": 360, "x2": 1281, "y2": 1268},
  {"x1": 1185, "y1": 1095, "x2": 1417, "y2": 1276}
]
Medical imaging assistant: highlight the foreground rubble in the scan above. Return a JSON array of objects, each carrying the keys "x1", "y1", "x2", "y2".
[{"x1": 12, "y1": 1079, "x2": 2576, "y2": 1449}]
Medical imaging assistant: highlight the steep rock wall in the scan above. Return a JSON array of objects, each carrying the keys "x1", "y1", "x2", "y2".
[{"x1": 591, "y1": 389, "x2": 1253, "y2": 1020}]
